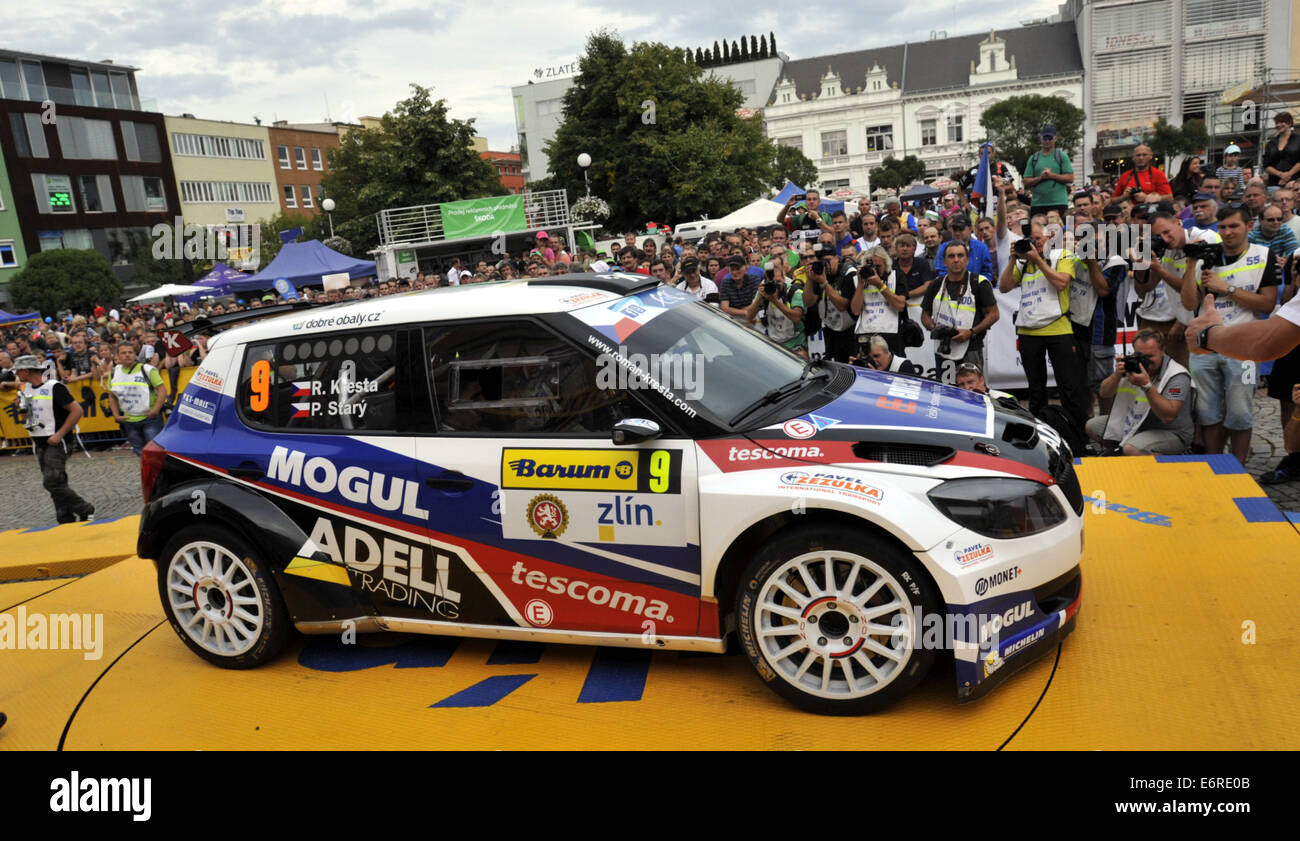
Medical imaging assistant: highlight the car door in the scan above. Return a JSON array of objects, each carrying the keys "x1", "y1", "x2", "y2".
[{"x1": 412, "y1": 316, "x2": 702, "y2": 639}]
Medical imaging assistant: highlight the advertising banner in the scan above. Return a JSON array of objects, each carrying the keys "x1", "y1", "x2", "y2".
[{"x1": 439, "y1": 195, "x2": 526, "y2": 241}]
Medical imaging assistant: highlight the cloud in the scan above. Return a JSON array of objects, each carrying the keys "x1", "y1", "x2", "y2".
[{"x1": 4, "y1": 0, "x2": 1062, "y2": 149}]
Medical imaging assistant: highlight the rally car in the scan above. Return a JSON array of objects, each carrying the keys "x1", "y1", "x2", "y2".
[{"x1": 138, "y1": 273, "x2": 1082, "y2": 715}]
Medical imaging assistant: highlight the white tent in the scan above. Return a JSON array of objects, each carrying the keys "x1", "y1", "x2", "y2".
[
  {"x1": 704, "y1": 198, "x2": 783, "y2": 234},
  {"x1": 128, "y1": 283, "x2": 212, "y2": 303}
]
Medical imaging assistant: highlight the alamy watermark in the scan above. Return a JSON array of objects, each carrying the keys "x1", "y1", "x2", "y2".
[
  {"x1": 1, "y1": 607, "x2": 103, "y2": 660},
  {"x1": 151, "y1": 217, "x2": 260, "y2": 264}
]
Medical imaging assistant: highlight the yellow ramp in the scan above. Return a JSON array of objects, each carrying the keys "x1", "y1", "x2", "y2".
[{"x1": 0, "y1": 516, "x2": 140, "y2": 582}]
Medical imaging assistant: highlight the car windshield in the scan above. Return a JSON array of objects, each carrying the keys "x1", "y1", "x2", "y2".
[{"x1": 567, "y1": 293, "x2": 809, "y2": 429}]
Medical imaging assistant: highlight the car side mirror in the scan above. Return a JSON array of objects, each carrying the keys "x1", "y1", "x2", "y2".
[{"x1": 612, "y1": 418, "x2": 661, "y2": 445}]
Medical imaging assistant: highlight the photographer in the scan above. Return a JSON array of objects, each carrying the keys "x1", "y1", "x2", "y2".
[
  {"x1": 743, "y1": 259, "x2": 807, "y2": 355},
  {"x1": 1086, "y1": 328, "x2": 1192, "y2": 455},
  {"x1": 803, "y1": 235, "x2": 859, "y2": 362},
  {"x1": 850, "y1": 244, "x2": 907, "y2": 357},
  {"x1": 778, "y1": 189, "x2": 832, "y2": 245},
  {"x1": 1138, "y1": 210, "x2": 1221, "y2": 368},
  {"x1": 1182, "y1": 205, "x2": 1283, "y2": 463},
  {"x1": 1114, "y1": 144, "x2": 1173, "y2": 203},
  {"x1": 1068, "y1": 220, "x2": 1113, "y2": 409},
  {"x1": 921, "y1": 240, "x2": 999, "y2": 384},
  {"x1": 999, "y1": 222, "x2": 1089, "y2": 430},
  {"x1": 854, "y1": 334, "x2": 920, "y2": 375},
  {"x1": 13, "y1": 354, "x2": 95, "y2": 523}
]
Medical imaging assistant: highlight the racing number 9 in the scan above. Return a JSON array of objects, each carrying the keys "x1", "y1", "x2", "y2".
[
  {"x1": 649, "y1": 449, "x2": 670, "y2": 493},
  {"x1": 249, "y1": 359, "x2": 271, "y2": 412}
]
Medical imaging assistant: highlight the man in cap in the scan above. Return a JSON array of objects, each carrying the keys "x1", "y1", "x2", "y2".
[
  {"x1": 1023, "y1": 126, "x2": 1074, "y2": 219},
  {"x1": 13, "y1": 355, "x2": 95, "y2": 523},
  {"x1": 1187, "y1": 190, "x2": 1220, "y2": 231}
]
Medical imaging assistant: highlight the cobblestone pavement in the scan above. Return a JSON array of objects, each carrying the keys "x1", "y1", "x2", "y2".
[{"x1": 1, "y1": 390, "x2": 1297, "y2": 533}]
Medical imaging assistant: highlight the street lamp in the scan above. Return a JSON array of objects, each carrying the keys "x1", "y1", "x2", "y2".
[
  {"x1": 577, "y1": 153, "x2": 591, "y2": 196},
  {"x1": 321, "y1": 198, "x2": 336, "y2": 238}
]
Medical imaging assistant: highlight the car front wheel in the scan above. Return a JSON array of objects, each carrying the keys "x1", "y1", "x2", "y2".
[
  {"x1": 158, "y1": 524, "x2": 289, "y2": 668},
  {"x1": 735, "y1": 524, "x2": 940, "y2": 715}
]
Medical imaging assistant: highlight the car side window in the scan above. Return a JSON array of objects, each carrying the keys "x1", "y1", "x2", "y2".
[
  {"x1": 425, "y1": 319, "x2": 634, "y2": 435},
  {"x1": 237, "y1": 330, "x2": 398, "y2": 432}
]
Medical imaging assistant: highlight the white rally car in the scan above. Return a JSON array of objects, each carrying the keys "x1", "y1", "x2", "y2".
[{"x1": 138, "y1": 274, "x2": 1082, "y2": 714}]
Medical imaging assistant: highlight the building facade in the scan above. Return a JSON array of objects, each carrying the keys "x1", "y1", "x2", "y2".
[
  {"x1": 0, "y1": 151, "x2": 29, "y2": 297},
  {"x1": 1062, "y1": 0, "x2": 1293, "y2": 174},
  {"x1": 165, "y1": 114, "x2": 277, "y2": 228},
  {"x1": 512, "y1": 40, "x2": 784, "y2": 183},
  {"x1": 0, "y1": 50, "x2": 179, "y2": 303},
  {"x1": 267, "y1": 122, "x2": 340, "y2": 215},
  {"x1": 481, "y1": 149, "x2": 524, "y2": 194},
  {"x1": 762, "y1": 23, "x2": 1085, "y2": 194}
]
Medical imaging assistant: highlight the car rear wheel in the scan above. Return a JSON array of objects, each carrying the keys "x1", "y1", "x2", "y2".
[
  {"x1": 158, "y1": 524, "x2": 289, "y2": 668},
  {"x1": 735, "y1": 523, "x2": 940, "y2": 715}
]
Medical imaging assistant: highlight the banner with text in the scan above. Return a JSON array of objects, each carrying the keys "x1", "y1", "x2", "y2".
[{"x1": 439, "y1": 195, "x2": 526, "y2": 241}]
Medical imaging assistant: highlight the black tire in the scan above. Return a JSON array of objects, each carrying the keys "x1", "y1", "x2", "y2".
[
  {"x1": 157, "y1": 523, "x2": 290, "y2": 668},
  {"x1": 734, "y1": 523, "x2": 940, "y2": 715}
]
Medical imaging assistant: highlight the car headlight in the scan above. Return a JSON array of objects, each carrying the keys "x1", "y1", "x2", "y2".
[{"x1": 927, "y1": 478, "x2": 1066, "y2": 539}]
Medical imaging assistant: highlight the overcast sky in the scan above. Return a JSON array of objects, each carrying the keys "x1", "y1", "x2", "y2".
[{"x1": 9, "y1": 0, "x2": 1062, "y2": 149}]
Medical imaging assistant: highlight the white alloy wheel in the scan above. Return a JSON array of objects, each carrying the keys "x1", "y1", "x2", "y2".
[
  {"x1": 166, "y1": 540, "x2": 266, "y2": 658},
  {"x1": 753, "y1": 549, "x2": 916, "y2": 701}
]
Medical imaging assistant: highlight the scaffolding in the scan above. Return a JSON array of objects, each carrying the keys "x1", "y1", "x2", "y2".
[{"x1": 1211, "y1": 67, "x2": 1300, "y2": 170}]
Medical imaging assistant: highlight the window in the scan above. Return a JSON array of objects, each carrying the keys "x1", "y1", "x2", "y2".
[
  {"x1": 108, "y1": 72, "x2": 134, "y2": 109},
  {"x1": 536, "y1": 98, "x2": 563, "y2": 117},
  {"x1": 426, "y1": 320, "x2": 635, "y2": 435},
  {"x1": 32, "y1": 174, "x2": 75, "y2": 214},
  {"x1": 732, "y1": 79, "x2": 756, "y2": 97},
  {"x1": 70, "y1": 69, "x2": 95, "y2": 106},
  {"x1": 777, "y1": 136, "x2": 803, "y2": 151},
  {"x1": 122, "y1": 175, "x2": 167, "y2": 211},
  {"x1": 0, "y1": 240, "x2": 17, "y2": 268},
  {"x1": 947, "y1": 115, "x2": 964, "y2": 143},
  {"x1": 820, "y1": 130, "x2": 848, "y2": 158},
  {"x1": 283, "y1": 185, "x2": 297, "y2": 208},
  {"x1": 56, "y1": 117, "x2": 118, "y2": 160},
  {"x1": 300, "y1": 185, "x2": 313, "y2": 208},
  {"x1": 90, "y1": 70, "x2": 112, "y2": 107},
  {"x1": 0, "y1": 59, "x2": 20, "y2": 99},
  {"x1": 38, "y1": 229, "x2": 93, "y2": 251},
  {"x1": 238, "y1": 331, "x2": 400, "y2": 433},
  {"x1": 121, "y1": 121, "x2": 161, "y2": 162},
  {"x1": 295, "y1": 147, "x2": 307, "y2": 169},
  {"x1": 278, "y1": 145, "x2": 290, "y2": 168},
  {"x1": 866, "y1": 124, "x2": 893, "y2": 152},
  {"x1": 920, "y1": 119, "x2": 937, "y2": 146},
  {"x1": 77, "y1": 175, "x2": 116, "y2": 212},
  {"x1": 8, "y1": 113, "x2": 49, "y2": 158},
  {"x1": 311, "y1": 147, "x2": 323, "y2": 170},
  {"x1": 822, "y1": 179, "x2": 850, "y2": 191},
  {"x1": 173, "y1": 133, "x2": 266, "y2": 159},
  {"x1": 20, "y1": 60, "x2": 46, "y2": 102},
  {"x1": 180, "y1": 181, "x2": 273, "y2": 204}
]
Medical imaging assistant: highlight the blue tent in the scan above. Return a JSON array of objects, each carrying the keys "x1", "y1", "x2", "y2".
[
  {"x1": 773, "y1": 181, "x2": 845, "y2": 217},
  {"x1": 0, "y1": 309, "x2": 42, "y2": 328},
  {"x1": 227, "y1": 240, "x2": 376, "y2": 294},
  {"x1": 178, "y1": 262, "x2": 251, "y2": 303}
]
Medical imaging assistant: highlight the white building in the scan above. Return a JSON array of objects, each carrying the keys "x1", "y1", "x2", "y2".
[
  {"x1": 1061, "y1": 0, "x2": 1293, "y2": 176},
  {"x1": 762, "y1": 23, "x2": 1085, "y2": 194},
  {"x1": 512, "y1": 46, "x2": 783, "y2": 183}
]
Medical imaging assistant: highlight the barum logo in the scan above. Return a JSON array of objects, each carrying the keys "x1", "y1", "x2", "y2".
[{"x1": 151, "y1": 217, "x2": 260, "y2": 266}]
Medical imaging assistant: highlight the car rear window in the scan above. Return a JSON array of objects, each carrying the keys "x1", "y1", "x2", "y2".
[{"x1": 237, "y1": 329, "x2": 398, "y2": 432}]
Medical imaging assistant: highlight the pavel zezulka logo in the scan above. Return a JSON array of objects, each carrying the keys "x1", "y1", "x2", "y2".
[{"x1": 526, "y1": 493, "x2": 568, "y2": 539}]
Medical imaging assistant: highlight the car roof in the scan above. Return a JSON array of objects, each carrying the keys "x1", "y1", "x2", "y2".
[{"x1": 218, "y1": 274, "x2": 660, "y2": 345}]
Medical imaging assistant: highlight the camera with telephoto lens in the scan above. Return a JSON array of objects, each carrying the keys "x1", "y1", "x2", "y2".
[
  {"x1": 1151, "y1": 236, "x2": 1169, "y2": 258},
  {"x1": 1183, "y1": 240, "x2": 1224, "y2": 264},
  {"x1": 1013, "y1": 238, "x2": 1033, "y2": 256},
  {"x1": 763, "y1": 267, "x2": 779, "y2": 296},
  {"x1": 931, "y1": 325, "x2": 959, "y2": 356},
  {"x1": 1123, "y1": 351, "x2": 1151, "y2": 375},
  {"x1": 858, "y1": 258, "x2": 875, "y2": 279}
]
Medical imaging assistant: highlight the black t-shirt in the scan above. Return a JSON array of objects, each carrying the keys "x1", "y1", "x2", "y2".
[
  {"x1": 1263, "y1": 133, "x2": 1300, "y2": 187},
  {"x1": 892, "y1": 259, "x2": 934, "y2": 296},
  {"x1": 919, "y1": 272, "x2": 998, "y2": 352},
  {"x1": 813, "y1": 263, "x2": 858, "y2": 334}
]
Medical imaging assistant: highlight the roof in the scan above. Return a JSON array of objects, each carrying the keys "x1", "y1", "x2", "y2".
[
  {"x1": 771, "y1": 21, "x2": 1081, "y2": 102},
  {"x1": 218, "y1": 275, "x2": 655, "y2": 345},
  {"x1": 0, "y1": 48, "x2": 139, "y2": 73}
]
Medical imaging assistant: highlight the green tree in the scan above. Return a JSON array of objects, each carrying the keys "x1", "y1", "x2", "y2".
[
  {"x1": 121, "y1": 228, "x2": 196, "y2": 290},
  {"x1": 868, "y1": 155, "x2": 926, "y2": 190},
  {"x1": 980, "y1": 95, "x2": 1086, "y2": 171},
  {"x1": 1148, "y1": 118, "x2": 1208, "y2": 162},
  {"x1": 10, "y1": 250, "x2": 122, "y2": 314},
  {"x1": 317, "y1": 84, "x2": 501, "y2": 255},
  {"x1": 773, "y1": 144, "x2": 821, "y2": 192},
  {"x1": 543, "y1": 32, "x2": 809, "y2": 231}
]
